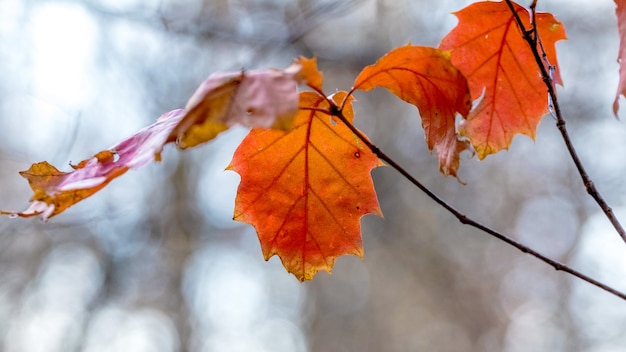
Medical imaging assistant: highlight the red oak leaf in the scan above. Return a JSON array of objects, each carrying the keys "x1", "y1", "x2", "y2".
[
  {"x1": 352, "y1": 45, "x2": 472, "y2": 178},
  {"x1": 439, "y1": 1, "x2": 566, "y2": 159},
  {"x1": 228, "y1": 92, "x2": 383, "y2": 281},
  {"x1": 294, "y1": 56, "x2": 324, "y2": 93},
  {"x1": 3, "y1": 63, "x2": 309, "y2": 220},
  {"x1": 2, "y1": 109, "x2": 185, "y2": 220},
  {"x1": 169, "y1": 63, "x2": 302, "y2": 149}
]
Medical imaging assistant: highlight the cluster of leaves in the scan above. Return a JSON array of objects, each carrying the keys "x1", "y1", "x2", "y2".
[{"x1": 6, "y1": 0, "x2": 623, "y2": 283}]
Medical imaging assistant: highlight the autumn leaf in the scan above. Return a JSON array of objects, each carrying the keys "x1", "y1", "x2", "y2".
[
  {"x1": 228, "y1": 92, "x2": 383, "y2": 281},
  {"x1": 352, "y1": 45, "x2": 472, "y2": 178},
  {"x1": 615, "y1": 0, "x2": 626, "y2": 117},
  {"x1": 294, "y1": 56, "x2": 324, "y2": 93},
  {"x1": 1, "y1": 109, "x2": 186, "y2": 220},
  {"x1": 439, "y1": 1, "x2": 566, "y2": 159},
  {"x1": 2, "y1": 61, "x2": 312, "y2": 220},
  {"x1": 169, "y1": 63, "x2": 303, "y2": 149}
]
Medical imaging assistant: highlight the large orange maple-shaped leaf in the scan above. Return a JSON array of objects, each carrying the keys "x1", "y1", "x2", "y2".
[
  {"x1": 352, "y1": 45, "x2": 472, "y2": 178},
  {"x1": 228, "y1": 92, "x2": 383, "y2": 281},
  {"x1": 439, "y1": 1, "x2": 566, "y2": 159},
  {"x1": 615, "y1": 0, "x2": 626, "y2": 117}
]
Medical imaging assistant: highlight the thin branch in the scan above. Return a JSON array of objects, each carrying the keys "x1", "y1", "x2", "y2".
[
  {"x1": 324, "y1": 102, "x2": 626, "y2": 301},
  {"x1": 503, "y1": 0, "x2": 626, "y2": 244}
]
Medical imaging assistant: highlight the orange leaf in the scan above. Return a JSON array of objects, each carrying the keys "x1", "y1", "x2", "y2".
[
  {"x1": 615, "y1": 0, "x2": 626, "y2": 117},
  {"x1": 294, "y1": 56, "x2": 324, "y2": 92},
  {"x1": 352, "y1": 45, "x2": 472, "y2": 179},
  {"x1": 169, "y1": 63, "x2": 303, "y2": 149},
  {"x1": 2, "y1": 109, "x2": 186, "y2": 220},
  {"x1": 439, "y1": 1, "x2": 566, "y2": 159},
  {"x1": 228, "y1": 92, "x2": 383, "y2": 281}
]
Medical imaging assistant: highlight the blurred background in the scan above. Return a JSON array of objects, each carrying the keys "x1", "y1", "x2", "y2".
[{"x1": 1, "y1": 0, "x2": 626, "y2": 351}]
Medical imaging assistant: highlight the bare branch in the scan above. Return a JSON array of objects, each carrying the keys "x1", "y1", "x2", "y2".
[
  {"x1": 504, "y1": 0, "x2": 626, "y2": 244},
  {"x1": 327, "y1": 98, "x2": 626, "y2": 302}
]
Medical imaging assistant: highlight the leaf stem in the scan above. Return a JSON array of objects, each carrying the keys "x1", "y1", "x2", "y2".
[
  {"x1": 327, "y1": 99, "x2": 626, "y2": 302},
  {"x1": 503, "y1": 1, "x2": 626, "y2": 244}
]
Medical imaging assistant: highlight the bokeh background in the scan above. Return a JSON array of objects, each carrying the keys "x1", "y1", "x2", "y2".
[{"x1": 1, "y1": 0, "x2": 626, "y2": 351}]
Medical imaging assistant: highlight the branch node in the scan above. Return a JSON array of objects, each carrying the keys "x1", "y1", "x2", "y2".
[
  {"x1": 458, "y1": 214, "x2": 469, "y2": 224},
  {"x1": 524, "y1": 28, "x2": 535, "y2": 41},
  {"x1": 329, "y1": 103, "x2": 341, "y2": 117}
]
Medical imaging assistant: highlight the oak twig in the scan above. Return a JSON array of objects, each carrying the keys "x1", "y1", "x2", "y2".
[
  {"x1": 503, "y1": 0, "x2": 626, "y2": 244},
  {"x1": 326, "y1": 101, "x2": 626, "y2": 301}
]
